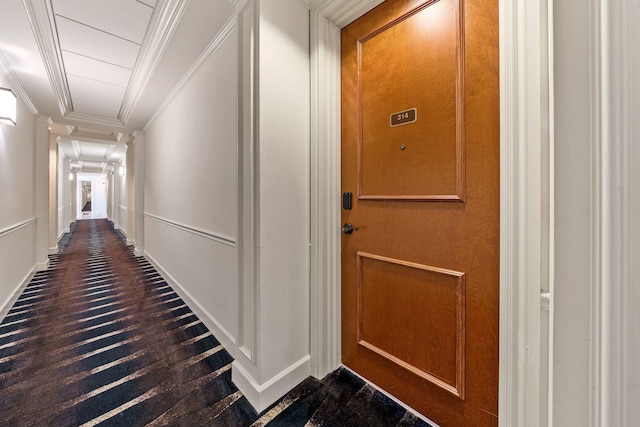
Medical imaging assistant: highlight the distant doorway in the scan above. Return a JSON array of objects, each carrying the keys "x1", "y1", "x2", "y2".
[{"x1": 81, "y1": 181, "x2": 92, "y2": 216}]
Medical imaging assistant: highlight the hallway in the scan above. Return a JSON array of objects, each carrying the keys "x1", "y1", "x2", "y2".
[
  {"x1": 0, "y1": 219, "x2": 259, "y2": 425},
  {"x1": 0, "y1": 219, "x2": 433, "y2": 426}
]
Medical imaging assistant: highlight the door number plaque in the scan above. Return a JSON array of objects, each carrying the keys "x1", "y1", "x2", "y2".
[{"x1": 390, "y1": 108, "x2": 417, "y2": 127}]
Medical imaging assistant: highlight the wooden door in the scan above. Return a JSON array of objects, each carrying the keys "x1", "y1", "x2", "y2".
[{"x1": 341, "y1": 0, "x2": 499, "y2": 425}]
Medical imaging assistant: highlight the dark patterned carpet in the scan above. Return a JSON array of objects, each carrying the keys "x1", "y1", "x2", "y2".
[{"x1": 0, "y1": 219, "x2": 432, "y2": 426}]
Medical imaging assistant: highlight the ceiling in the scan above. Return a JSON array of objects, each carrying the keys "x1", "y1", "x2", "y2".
[{"x1": 0, "y1": 0, "x2": 235, "y2": 173}]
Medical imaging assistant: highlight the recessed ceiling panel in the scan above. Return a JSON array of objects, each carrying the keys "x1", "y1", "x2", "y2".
[
  {"x1": 67, "y1": 74, "x2": 127, "y2": 118},
  {"x1": 76, "y1": 141, "x2": 112, "y2": 161},
  {"x1": 62, "y1": 51, "x2": 132, "y2": 88},
  {"x1": 52, "y1": 0, "x2": 153, "y2": 44},
  {"x1": 57, "y1": 17, "x2": 140, "y2": 69}
]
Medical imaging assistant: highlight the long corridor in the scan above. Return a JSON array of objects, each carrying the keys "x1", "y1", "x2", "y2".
[{"x1": 0, "y1": 219, "x2": 258, "y2": 426}]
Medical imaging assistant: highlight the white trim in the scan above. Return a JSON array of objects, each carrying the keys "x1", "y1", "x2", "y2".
[
  {"x1": 143, "y1": 251, "x2": 237, "y2": 356},
  {"x1": 237, "y1": 0, "x2": 259, "y2": 365},
  {"x1": 600, "y1": 0, "x2": 631, "y2": 425},
  {"x1": 231, "y1": 355, "x2": 311, "y2": 412},
  {"x1": 65, "y1": 113, "x2": 125, "y2": 131},
  {"x1": 0, "y1": 51, "x2": 38, "y2": 115},
  {"x1": 22, "y1": 0, "x2": 72, "y2": 116},
  {"x1": 48, "y1": 245, "x2": 58, "y2": 255},
  {"x1": 499, "y1": 0, "x2": 550, "y2": 425},
  {"x1": 308, "y1": 0, "x2": 383, "y2": 382},
  {"x1": 0, "y1": 268, "x2": 35, "y2": 323},
  {"x1": 0, "y1": 218, "x2": 36, "y2": 238},
  {"x1": 144, "y1": 15, "x2": 237, "y2": 131},
  {"x1": 119, "y1": 0, "x2": 190, "y2": 125},
  {"x1": 144, "y1": 213, "x2": 236, "y2": 247}
]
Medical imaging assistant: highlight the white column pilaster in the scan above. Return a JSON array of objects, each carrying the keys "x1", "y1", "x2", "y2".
[
  {"x1": 35, "y1": 116, "x2": 51, "y2": 270},
  {"x1": 125, "y1": 138, "x2": 135, "y2": 246},
  {"x1": 132, "y1": 131, "x2": 145, "y2": 257}
]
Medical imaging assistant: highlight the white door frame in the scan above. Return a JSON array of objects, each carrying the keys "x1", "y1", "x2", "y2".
[{"x1": 308, "y1": 0, "x2": 550, "y2": 425}]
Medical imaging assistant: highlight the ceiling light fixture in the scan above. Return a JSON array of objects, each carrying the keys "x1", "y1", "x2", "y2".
[{"x1": 0, "y1": 87, "x2": 17, "y2": 126}]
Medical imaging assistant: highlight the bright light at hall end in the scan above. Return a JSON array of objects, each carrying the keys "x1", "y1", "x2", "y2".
[{"x1": 0, "y1": 87, "x2": 17, "y2": 126}]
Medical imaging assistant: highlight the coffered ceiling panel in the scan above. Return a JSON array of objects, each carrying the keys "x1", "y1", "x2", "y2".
[
  {"x1": 62, "y1": 51, "x2": 132, "y2": 88},
  {"x1": 52, "y1": 0, "x2": 153, "y2": 44},
  {"x1": 68, "y1": 74, "x2": 127, "y2": 118},
  {"x1": 56, "y1": 16, "x2": 141, "y2": 69}
]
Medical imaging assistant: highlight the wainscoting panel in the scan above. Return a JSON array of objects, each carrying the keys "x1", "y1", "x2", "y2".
[
  {"x1": 0, "y1": 219, "x2": 36, "y2": 317},
  {"x1": 144, "y1": 215, "x2": 238, "y2": 354}
]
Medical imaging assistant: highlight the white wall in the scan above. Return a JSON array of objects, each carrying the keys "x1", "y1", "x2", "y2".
[
  {"x1": 256, "y1": 0, "x2": 310, "y2": 389},
  {"x1": 0, "y1": 75, "x2": 37, "y2": 315},
  {"x1": 143, "y1": 9, "x2": 239, "y2": 352},
  {"x1": 626, "y1": 0, "x2": 639, "y2": 422},
  {"x1": 231, "y1": 0, "x2": 311, "y2": 411},
  {"x1": 552, "y1": 0, "x2": 593, "y2": 424},
  {"x1": 117, "y1": 159, "x2": 127, "y2": 234},
  {"x1": 57, "y1": 151, "x2": 71, "y2": 239}
]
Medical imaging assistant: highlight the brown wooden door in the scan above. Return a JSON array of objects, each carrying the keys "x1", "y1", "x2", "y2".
[{"x1": 341, "y1": 0, "x2": 499, "y2": 425}]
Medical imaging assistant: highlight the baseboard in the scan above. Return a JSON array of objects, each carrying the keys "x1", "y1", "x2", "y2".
[
  {"x1": 0, "y1": 267, "x2": 35, "y2": 323},
  {"x1": 143, "y1": 251, "x2": 237, "y2": 356},
  {"x1": 126, "y1": 239, "x2": 135, "y2": 246},
  {"x1": 35, "y1": 259, "x2": 49, "y2": 271},
  {"x1": 134, "y1": 247, "x2": 144, "y2": 257},
  {"x1": 48, "y1": 246, "x2": 58, "y2": 255},
  {"x1": 232, "y1": 355, "x2": 311, "y2": 412}
]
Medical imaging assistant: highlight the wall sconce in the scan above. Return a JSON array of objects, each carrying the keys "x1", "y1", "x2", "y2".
[
  {"x1": 0, "y1": 87, "x2": 17, "y2": 126},
  {"x1": 119, "y1": 166, "x2": 125, "y2": 176},
  {"x1": 69, "y1": 173, "x2": 74, "y2": 181}
]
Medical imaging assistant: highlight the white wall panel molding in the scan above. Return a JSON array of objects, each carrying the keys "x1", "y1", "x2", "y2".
[
  {"x1": 0, "y1": 265, "x2": 35, "y2": 323},
  {"x1": 0, "y1": 218, "x2": 37, "y2": 238},
  {"x1": 0, "y1": 51, "x2": 38, "y2": 115},
  {"x1": 144, "y1": 15, "x2": 237, "y2": 131},
  {"x1": 237, "y1": 0, "x2": 259, "y2": 367},
  {"x1": 133, "y1": 131, "x2": 145, "y2": 257},
  {"x1": 144, "y1": 213, "x2": 236, "y2": 247},
  {"x1": 120, "y1": 0, "x2": 191, "y2": 125},
  {"x1": 144, "y1": 251, "x2": 237, "y2": 355},
  {"x1": 35, "y1": 116, "x2": 51, "y2": 272},
  {"x1": 23, "y1": 0, "x2": 72, "y2": 116},
  {"x1": 600, "y1": 0, "x2": 634, "y2": 425},
  {"x1": 232, "y1": 0, "x2": 311, "y2": 412}
]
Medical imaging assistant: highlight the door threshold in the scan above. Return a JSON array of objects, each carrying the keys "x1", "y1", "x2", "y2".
[{"x1": 340, "y1": 365, "x2": 440, "y2": 427}]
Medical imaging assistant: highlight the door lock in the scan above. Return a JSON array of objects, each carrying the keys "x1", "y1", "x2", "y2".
[{"x1": 341, "y1": 223, "x2": 358, "y2": 234}]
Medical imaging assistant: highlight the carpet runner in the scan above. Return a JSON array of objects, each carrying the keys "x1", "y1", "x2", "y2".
[{"x1": 0, "y1": 219, "x2": 433, "y2": 426}]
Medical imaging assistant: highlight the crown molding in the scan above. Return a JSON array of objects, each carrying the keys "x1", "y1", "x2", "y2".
[
  {"x1": 144, "y1": 14, "x2": 237, "y2": 131},
  {"x1": 0, "y1": 51, "x2": 39, "y2": 115},
  {"x1": 23, "y1": 0, "x2": 72, "y2": 116},
  {"x1": 65, "y1": 112, "x2": 125, "y2": 131},
  {"x1": 118, "y1": 0, "x2": 190, "y2": 125},
  {"x1": 309, "y1": 0, "x2": 384, "y2": 28}
]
